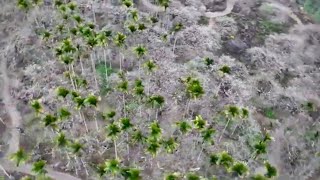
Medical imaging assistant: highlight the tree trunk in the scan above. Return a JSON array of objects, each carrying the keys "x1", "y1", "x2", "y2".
[
  {"x1": 79, "y1": 57, "x2": 84, "y2": 75},
  {"x1": 114, "y1": 139, "x2": 118, "y2": 159},
  {"x1": 90, "y1": 53, "x2": 99, "y2": 90},
  {"x1": 219, "y1": 118, "x2": 231, "y2": 142}
]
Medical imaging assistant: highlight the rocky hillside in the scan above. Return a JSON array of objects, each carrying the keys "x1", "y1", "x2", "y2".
[{"x1": 0, "y1": 0, "x2": 319, "y2": 179}]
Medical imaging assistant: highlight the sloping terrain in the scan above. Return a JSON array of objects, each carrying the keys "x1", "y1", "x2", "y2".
[{"x1": 0, "y1": 0, "x2": 319, "y2": 179}]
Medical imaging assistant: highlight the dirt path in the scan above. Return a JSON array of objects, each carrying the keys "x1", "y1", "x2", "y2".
[
  {"x1": 140, "y1": 0, "x2": 164, "y2": 12},
  {"x1": 206, "y1": 0, "x2": 237, "y2": 18},
  {"x1": 0, "y1": 159, "x2": 81, "y2": 180},
  {"x1": 0, "y1": 53, "x2": 21, "y2": 157},
  {"x1": 0, "y1": 49, "x2": 81, "y2": 180},
  {"x1": 140, "y1": 0, "x2": 237, "y2": 17},
  {"x1": 266, "y1": 0, "x2": 302, "y2": 25}
]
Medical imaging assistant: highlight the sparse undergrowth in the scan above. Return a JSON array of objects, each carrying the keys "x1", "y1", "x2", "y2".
[{"x1": 0, "y1": 0, "x2": 319, "y2": 180}]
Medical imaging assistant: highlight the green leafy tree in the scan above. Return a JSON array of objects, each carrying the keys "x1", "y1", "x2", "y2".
[
  {"x1": 162, "y1": 137, "x2": 178, "y2": 153},
  {"x1": 171, "y1": 22, "x2": 183, "y2": 33},
  {"x1": 103, "y1": 110, "x2": 116, "y2": 121},
  {"x1": 264, "y1": 162, "x2": 277, "y2": 178},
  {"x1": 55, "y1": 132, "x2": 69, "y2": 149},
  {"x1": 20, "y1": 176, "x2": 33, "y2": 180},
  {"x1": 96, "y1": 163, "x2": 107, "y2": 177},
  {"x1": 105, "y1": 159, "x2": 121, "y2": 176},
  {"x1": 146, "y1": 138, "x2": 161, "y2": 157},
  {"x1": 57, "y1": 107, "x2": 71, "y2": 121},
  {"x1": 55, "y1": 87, "x2": 69, "y2": 98},
  {"x1": 149, "y1": 121, "x2": 162, "y2": 139},
  {"x1": 241, "y1": 108, "x2": 249, "y2": 118},
  {"x1": 32, "y1": 0, "x2": 43, "y2": 6},
  {"x1": 251, "y1": 174, "x2": 267, "y2": 180},
  {"x1": 164, "y1": 172, "x2": 180, "y2": 180},
  {"x1": 41, "y1": 30, "x2": 51, "y2": 41},
  {"x1": 263, "y1": 132, "x2": 273, "y2": 143},
  {"x1": 120, "y1": 118, "x2": 134, "y2": 131},
  {"x1": 113, "y1": 32, "x2": 127, "y2": 71},
  {"x1": 133, "y1": 79, "x2": 145, "y2": 97},
  {"x1": 17, "y1": 0, "x2": 31, "y2": 11},
  {"x1": 138, "y1": 23, "x2": 147, "y2": 31},
  {"x1": 219, "y1": 105, "x2": 241, "y2": 142},
  {"x1": 147, "y1": 95, "x2": 165, "y2": 109},
  {"x1": 193, "y1": 115, "x2": 206, "y2": 130},
  {"x1": 204, "y1": 57, "x2": 214, "y2": 67},
  {"x1": 176, "y1": 120, "x2": 192, "y2": 135},
  {"x1": 32, "y1": 160, "x2": 47, "y2": 175},
  {"x1": 121, "y1": 168, "x2": 142, "y2": 180},
  {"x1": 157, "y1": 0, "x2": 170, "y2": 10},
  {"x1": 219, "y1": 65, "x2": 231, "y2": 74},
  {"x1": 31, "y1": 100, "x2": 42, "y2": 115},
  {"x1": 42, "y1": 114, "x2": 58, "y2": 130},
  {"x1": 143, "y1": 60, "x2": 157, "y2": 73},
  {"x1": 150, "y1": 16, "x2": 159, "y2": 24},
  {"x1": 209, "y1": 153, "x2": 219, "y2": 165},
  {"x1": 69, "y1": 141, "x2": 84, "y2": 155},
  {"x1": 106, "y1": 122, "x2": 121, "y2": 140},
  {"x1": 129, "y1": 9, "x2": 139, "y2": 21},
  {"x1": 134, "y1": 45, "x2": 147, "y2": 58},
  {"x1": 186, "y1": 173, "x2": 201, "y2": 180},
  {"x1": 134, "y1": 45, "x2": 147, "y2": 77},
  {"x1": 67, "y1": 1, "x2": 77, "y2": 11},
  {"x1": 231, "y1": 162, "x2": 249, "y2": 177},
  {"x1": 118, "y1": 80, "x2": 129, "y2": 93},
  {"x1": 122, "y1": 0, "x2": 133, "y2": 8},
  {"x1": 54, "y1": 0, "x2": 63, "y2": 7},
  {"x1": 254, "y1": 141, "x2": 267, "y2": 158},
  {"x1": 201, "y1": 127, "x2": 216, "y2": 144},
  {"x1": 128, "y1": 24, "x2": 137, "y2": 33},
  {"x1": 9, "y1": 148, "x2": 29, "y2": 167},
  {"x1": 84, "y1": 94, "x2": 100, "y2": 107},
  {"x1": 131, "y1": 129, "x2": 146, "y2": 144},
  {"x1": 171, "y1": 22, "x2": 183, "y2": 52},
  {"x1": 185, "y1": 78, "x2": 205, "y2": 100},
  {"x1": 106, "y1": 122, "x2": 121, "y2": 158},
  {"x1": 227, "y1": 106, "x2": 240, "y2": 118},
  {"x1": 217, "y1": 151, "x2": 234, "y2": 169},
  {"x1": 73, "y1": 14, "x2": 83, "y2": 24},
  {"x1": 74, "y1": 96, "x2": 85, "y2": 110}
]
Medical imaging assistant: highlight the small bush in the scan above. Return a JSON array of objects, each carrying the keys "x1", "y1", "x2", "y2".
[
  {"x1": 197, "y1": 16, "x2": 209, "y2": 26},
  {"x1": 262, "y1": 108, "x2": 277, "y2": 119}
]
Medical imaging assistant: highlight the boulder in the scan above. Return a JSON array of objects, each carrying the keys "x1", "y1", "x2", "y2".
[
  {"x1": 205, "y1": 0, "x2": 227, "y2": 12},
  {"x1": 225, "y1": 39, "x2": 248, "y2": 54}
]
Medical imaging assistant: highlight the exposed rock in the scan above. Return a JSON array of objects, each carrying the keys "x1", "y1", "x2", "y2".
[
  {"x1": 225, "y1": 38, "x2": 248, "y2": 54},
  {"x1": 204, "y1": 0, "x2": 227, "y2": 12}
]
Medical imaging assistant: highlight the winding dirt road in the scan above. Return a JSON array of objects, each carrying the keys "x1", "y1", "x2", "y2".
[
  {"x1": 139, "y1": 0, "x2": 302, "y2": 28},
  {"x1": 266, "y1": 0, "x2": 302, "y2": 25},
  {"x1": 0, "y1": 54, "x2": 21, "y2": 158},
  {"x1": 140, "y1": 0, "x2": 164, "y2": 12},
  {"x1": 205, "y1": 0, "x2": 237, "y2": 18},
  {"x1": 140, "y1": 0, "x2": 237, "y2": 17},
  {"x1": 0, "y1": 49, "x2": 81, "y2": 179}
]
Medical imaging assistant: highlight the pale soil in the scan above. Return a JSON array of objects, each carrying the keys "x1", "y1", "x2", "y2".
[
  {"x1": 0, "y1": 53, "x2": 81, "y2": 179},
  {"x1": 1, "y1": 0, "x2": 319, "y2": 179}
]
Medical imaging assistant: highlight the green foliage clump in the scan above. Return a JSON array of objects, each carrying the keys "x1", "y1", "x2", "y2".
[
  {"x1": 231, "y1": 161, "x2": 249, "y2": 177},
  {"x1": 258, "y1": 20, "x2": 288, "y2": 41},
  {"x1": 198, "y1": 16, "x2": 209, "y2": 26},
  {"x1": 303, "y1": 0, "x2": 320, "y2": 22},
  {"x1": 264, "y1": 162, "x2": 277, "y2": 178},
  {"x1": 10, "y1": 148, "x2": 29, "y2": 167},
  {"x1": 219, "y1": 65, "x2": 231, "y2": 74},
  {"x1": 262, "y1": 107, "x2": 277, "y2": 119},
  {"x1": 96, "y1": 63, "x2": 114, "y2": 94}
]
